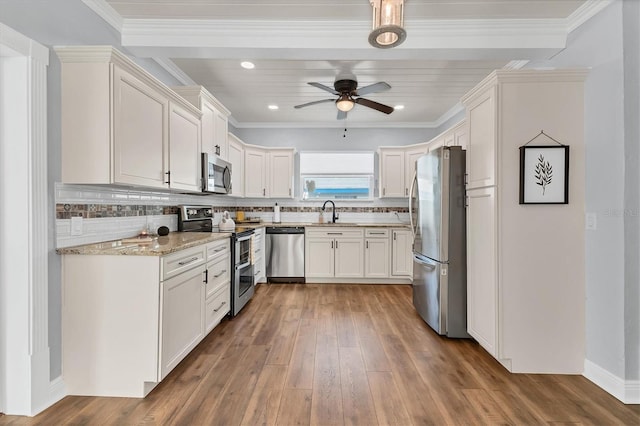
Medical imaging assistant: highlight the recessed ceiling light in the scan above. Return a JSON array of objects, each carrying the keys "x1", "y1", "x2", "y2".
[
  {"x1": 268, "y1": 104, "x2": 279, "y2": 110},
  {"x1": 240, "y1": 61, "x2": 255, "y2": 69},
  {"x1": 394, "y1": 104, "x2": 405, "y2": 110}
]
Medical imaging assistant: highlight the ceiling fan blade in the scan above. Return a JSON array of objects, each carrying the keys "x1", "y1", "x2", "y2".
[
  {"x1": 337, "y1": 110, "x2": 348, "y2": 120},
  {"x1": 355, "y1": 82, "x2": 391, "y2": 96},
  {"x1": 294, "y1": 98, "x2": 335, "y2": 109},
  {"x1": 308, "y1": 82, "x2": 339, "y2": 95},
  {"x1": 355, "y1": 97, "x2": 394, "y2": 114}
]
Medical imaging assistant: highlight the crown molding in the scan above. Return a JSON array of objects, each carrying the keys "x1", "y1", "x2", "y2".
[
  {"x1": 432, "y1": 103, "x2": 465, "y2": 129},
  {"x1": 503, "y1": 60, "x2": 530, "y2": 70},
  {"x1": 81, "y1": 0, "x2": 123, "y2": 32},
  {"x1": 566, "y1": 0, "x2": 615, "y2": 34},
  {"x1": 153, "y1": 57, "x2": 196, "y2": 86},
  {"x1": 233, "y1": 120, "x2": 439, "y2": 129}
]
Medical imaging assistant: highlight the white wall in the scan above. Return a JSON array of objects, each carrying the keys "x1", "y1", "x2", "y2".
[{"x1": 528, "y1": 0, "x2": 639, "y2": 394}]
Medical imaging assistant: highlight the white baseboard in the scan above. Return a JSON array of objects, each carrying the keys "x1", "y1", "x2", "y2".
[
  {"x1": 48, "y1": 377, "x2": 66, "y2": 408},
  {"x1": 583, "y1": 359, "x2": 640, "y2": 404}
]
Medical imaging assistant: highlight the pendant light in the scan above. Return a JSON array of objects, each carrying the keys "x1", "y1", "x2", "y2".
[{"x1": 368, "y1": 0, "x2": 406, "y2": 49}]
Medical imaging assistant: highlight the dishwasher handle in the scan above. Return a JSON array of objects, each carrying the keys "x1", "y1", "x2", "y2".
[{"x1": 266, "y1": 227, "x2": 305, "y2": 234}]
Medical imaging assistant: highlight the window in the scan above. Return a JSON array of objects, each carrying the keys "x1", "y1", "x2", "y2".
[{"x1": 300, "y1": 152, "x2": 374, "y2": 201}]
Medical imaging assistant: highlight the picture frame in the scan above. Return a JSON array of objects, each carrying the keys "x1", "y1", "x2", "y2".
[{"x1": 519, "y1": 145, "x2": 569, "y2": 204}]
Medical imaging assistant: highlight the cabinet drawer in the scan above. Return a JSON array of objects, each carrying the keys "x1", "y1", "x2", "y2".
[
  {"x1": 206, "y1": 254, "x2": 230, "y2": 298},
  {"x1": 205, "y1": 283, "x2": 230, "y2": 333},
  {"x1": 365, "y1": 228, "x2": 389, "y2": 238},
  {"x1": 207, "y1": 239, "x2": 230, "y2": 262},
  {"x1": 306, "y1": 228, "x2": 364, "y2": 239},
  {"x1": 253, "y1": 255, "x2": 264, "y2": 278},
  {"x1": 162, "y1": 245, "x2": 206, "y2": 281}
]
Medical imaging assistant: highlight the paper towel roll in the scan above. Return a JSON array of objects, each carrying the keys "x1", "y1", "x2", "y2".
[{"x1": 273, "y1": 203, "x2": 281, "y2": 223}]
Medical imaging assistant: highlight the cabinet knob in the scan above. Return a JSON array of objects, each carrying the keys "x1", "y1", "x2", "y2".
[{"x1": 165, "y1": 171, "x2": 171, "y2": 185}]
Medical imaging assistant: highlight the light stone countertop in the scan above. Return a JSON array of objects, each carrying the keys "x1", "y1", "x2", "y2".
[
  {"x1": 57, "y1": 223, "x2": 411, "y2": 256},
  {"x1": 56, "y1": 232, "x2": 230, "y2": 256}
]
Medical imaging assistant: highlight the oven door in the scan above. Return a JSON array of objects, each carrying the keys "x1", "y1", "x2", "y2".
[{"x1": 232, "y1": 260, "x2": 254, "y2": 316}]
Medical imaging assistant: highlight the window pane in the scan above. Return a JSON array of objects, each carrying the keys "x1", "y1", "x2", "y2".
[{"x1": 302, "y1": 175, "x2": 373, "y2": 200}]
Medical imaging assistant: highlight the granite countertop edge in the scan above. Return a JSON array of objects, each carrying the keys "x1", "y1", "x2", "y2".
[{"x1": 57, "y1": 232, "x2": 230, "y2": 256}]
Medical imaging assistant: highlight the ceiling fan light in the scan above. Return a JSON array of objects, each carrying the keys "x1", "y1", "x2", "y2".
[
  {"x1": 336, "y1": 94, "x2": 355, "y2": 112},
  {"x1": 369, "y1": 0, "x2": 406, "y2": 49}
]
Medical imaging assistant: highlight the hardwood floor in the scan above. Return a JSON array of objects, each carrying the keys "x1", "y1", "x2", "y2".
[{"x1": 1, "y1": 284, "x2": 638, "y2": 425}]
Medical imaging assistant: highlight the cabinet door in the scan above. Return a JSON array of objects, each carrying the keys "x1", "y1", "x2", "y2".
[
  {"x1": 466, "y1": 87, "x2": 496, "y2": 189},
  {"x1": 160, "y1": 265, "x2": 205, "y2": 379},
  {"x1": 454, "y1": 125, "x2": 468, "y2": 149},
  {"x1": 269, "y1": 150, "x2": 294, "y2": 198},
  {"x1": 364, "y1": 238, "x2": 389, "y2": 278},
  {"x1": 466, "y1": 187, "x2": 497, "y2": 356},
  {"x1": 380, "y1": 150, "x2": 405, "y2": 198},
  {"x1": 305, "y1": 238, "x2": 334, "y2": 278},
  {"x1": 334, "y1": 238, "x2": 364, "y2": 278},
  {"x1": 169, "y1": 102, "x2": 201, "y2": 192},
  {"x1": 113, "y1": 66, "x2": 168, "y2": 188},
  {"x1": 200, "y1": 100, "x2": 216, "y2": 157},
  {"x1": 214, "y1": 109, "x2": 229, "y2": 160},
  {"x1": 228, "y1": 134, "x2": 244, "y2": 197},
  {"x1": 391, "y1": 229, "x2": 413, "y2": 277},
  {"x1": 244, "y1": 147, "x2": 267, "y2": 198},
  {"x1": 405, "y1": 147, "x2": 427, "y2": 198}
]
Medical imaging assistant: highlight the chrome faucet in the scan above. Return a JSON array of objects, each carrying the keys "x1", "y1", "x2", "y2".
[{"x1": 322, "y1": 200, "x2": 339, "y2": 223}]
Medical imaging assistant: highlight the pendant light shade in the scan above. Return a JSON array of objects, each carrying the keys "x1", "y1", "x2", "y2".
[
  {"x1": 369, "y1": 0, "x2": 406, "y2": 49},
  {"x1": 335, "y1": 94, "x2": 355, "y2": 112}
]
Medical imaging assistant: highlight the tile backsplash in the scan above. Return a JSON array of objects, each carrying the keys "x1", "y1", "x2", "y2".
[{"x1": 55, "y1": 183, "x2": 410, "y2": 248}]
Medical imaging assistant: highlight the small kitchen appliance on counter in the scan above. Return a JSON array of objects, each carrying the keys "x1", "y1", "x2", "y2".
[{"x1": 219, "y1": 211, "x2": 235, "y2": 232}]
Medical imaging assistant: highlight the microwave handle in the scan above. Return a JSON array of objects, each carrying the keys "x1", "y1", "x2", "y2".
[{"x1": 223, "y1": 166, "x2": 232, "y2": 192}]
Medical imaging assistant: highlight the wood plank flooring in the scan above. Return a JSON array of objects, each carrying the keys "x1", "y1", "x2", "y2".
[{"x1": 1, "y1": 284, "x2": 638, "y2": 425}]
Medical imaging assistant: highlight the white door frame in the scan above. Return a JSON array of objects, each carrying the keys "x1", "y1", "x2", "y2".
[{"x1": 0, "y1": 22, "x2": 57, "y2": 416}]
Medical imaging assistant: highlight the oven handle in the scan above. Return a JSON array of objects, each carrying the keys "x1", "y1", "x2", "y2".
[
  {"x1": 236, "y1": 234, "x2": 253, "y2": 243},
  {"x1": 236, "y1": 261, "x2": 251, "y2": 271}
]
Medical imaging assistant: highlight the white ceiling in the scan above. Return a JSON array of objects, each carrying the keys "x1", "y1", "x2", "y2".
[{"x1": 94, "y1": 0, "x2": 601, "y2": 128}]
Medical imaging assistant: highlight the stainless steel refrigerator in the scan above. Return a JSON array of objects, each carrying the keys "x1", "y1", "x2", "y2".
[{"x1": 410, "y1": 146, "x2": 468, "y2": 338}]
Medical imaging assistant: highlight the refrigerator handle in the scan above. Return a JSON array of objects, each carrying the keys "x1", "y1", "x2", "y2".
[
  {"x1": 413, "y1": 253, "x2": 436, "y2": 270},
  {"x1": 409, "y1": 170, "x2": 418, "y2": 238}
]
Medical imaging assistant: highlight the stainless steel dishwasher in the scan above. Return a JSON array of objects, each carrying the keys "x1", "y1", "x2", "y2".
[{"x1": 265, "y1": 227, "x2": 305, "y2": 283}]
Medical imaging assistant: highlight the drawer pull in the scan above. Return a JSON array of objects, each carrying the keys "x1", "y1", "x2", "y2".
[
  {"x1": 178, "y1": 256, "x2": 199, "y2": 266},
  {"x1": 213, "y1": 301, "x2": 227, "y2": 313},
  {"x1": 213, "y1": 270, "x2": 227, "y2": 278},
  {"x1": 369, "y1": 232, "x2": 385, "y2": 235},
  {"x1": 213, "y1": 247, "x2": 226, "y2": 253},
  {"x1": 327, "y1": 232, "x2": 343, "y2": 235}
]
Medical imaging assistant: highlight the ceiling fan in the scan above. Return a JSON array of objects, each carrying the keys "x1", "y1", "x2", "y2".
[{"x1": 294, "y1": 77, "x2": 394, "y2": 120}]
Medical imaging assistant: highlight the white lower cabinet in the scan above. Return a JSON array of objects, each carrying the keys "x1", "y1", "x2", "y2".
[
  {"x1": 364, "y1": 229, "x2": 390, "y2": 278},
  {"x1": 160, "y1": 264, "x2": 205, "y2": 379},
  {"x1": 252, "y1": 228, "x2": 266, "y2": 283},
  {"x1": 391, "y1": 228, "x2": 413, "y2": 277},
  {"x1": 62, "y1": 238, "x2": 231, "y2": 397},
  {"x1": 305, "y1": 228, "x2": 364, "y2": 279}
]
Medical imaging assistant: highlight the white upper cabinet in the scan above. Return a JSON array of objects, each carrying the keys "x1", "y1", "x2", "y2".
[
  {"x1": 168, "y1": 101, "x2": 201, "y2": 192},
  {"x1": 464, "y1": 86, "x2": 497, "y2": 189},
  {"x1": 172, "y1": 86, "x2": 231, "y2": 161},
  {"x1": 244, "y1": 145, "x2": 268, "y2": 198},
  {"x1": 112, "y1": 65, "x2": 168, "y2": 188},
  {"x1": 379, "y1": 149, "x2": 405, "y2": 198},
  {"x1": 269, "y1": 149, "x2": 295, "y2": 198},
  {"x1": 227, "y1": 133, "x2": 245, "y2": 197},
  {"x1": 404, "y1": 146, "x2": 428, "y2": 196},
  {"x1": 56, "y1": 46, "x2": 202, "y2": 192}
]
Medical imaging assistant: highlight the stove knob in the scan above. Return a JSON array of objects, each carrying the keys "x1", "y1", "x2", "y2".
[
  {"x1": 188, "y1": 209, "x2": 196, "y2": 216},
  {"x1": 206, "y1": 209, "x2": 212, "y2": 216}
]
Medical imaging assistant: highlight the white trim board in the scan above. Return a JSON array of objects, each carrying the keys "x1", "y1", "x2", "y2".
[{"x1": 584, "y1": 359, "x2": 640, "y2": 404}]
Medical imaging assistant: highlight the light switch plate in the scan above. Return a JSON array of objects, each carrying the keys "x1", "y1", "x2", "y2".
[
  {"x1": 585, "y1": 212, "x2": 597, "y2": 230},
  {"x1": 71, "y1": 216, "x2": 83, "y2": 236}
]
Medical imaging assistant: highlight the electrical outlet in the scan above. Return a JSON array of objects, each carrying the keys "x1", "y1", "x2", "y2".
[{"x1": 71, "y1": 216, "x2": 83, "y2": 236}]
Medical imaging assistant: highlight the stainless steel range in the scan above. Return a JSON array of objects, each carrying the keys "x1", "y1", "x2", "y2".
[{"x1": 178, "y1": 206, "x2": 255, "y2": 316}]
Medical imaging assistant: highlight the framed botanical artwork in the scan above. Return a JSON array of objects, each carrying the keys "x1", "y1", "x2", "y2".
[{"x1": 519, "y1": 145, "x2": 569, "y2": 204}]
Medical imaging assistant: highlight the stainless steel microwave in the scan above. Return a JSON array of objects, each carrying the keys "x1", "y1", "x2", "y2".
[{"x1": 202, "y1": 153, "x2": 232, "y2": 194}]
